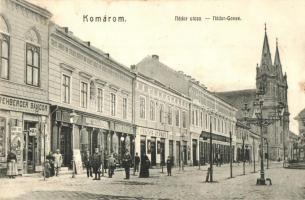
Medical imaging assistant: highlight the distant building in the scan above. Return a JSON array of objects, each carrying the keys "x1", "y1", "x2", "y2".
[
  {"x1": 217, "y1": 26, "x2": 290, "y2": 161},
  {"x1": 135, "y1": 55, "x2": 237, "y2": 166}
]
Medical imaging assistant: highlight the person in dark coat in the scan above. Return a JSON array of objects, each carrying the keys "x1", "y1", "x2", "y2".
[
  {"x1": 83, "y1": 151, "x2": 93, "y2": 178},
  {"x1": 134, "y1": 152, "x2": 140, "y2": 173},
  {"x1": 103, "y1": 151, "x2": 108, "y2": 174},
  {"x1": 166, "y1": 156, "x2": 172, "y2": 176},
  {"x1": 122, "y1": 150, "x2": 132, "y2": 179},
  {"x1": 92, "y1": 148, "x2": 101, "y2": 180},
  {"x1": 139, "y1": 154, "x2": 150, "y2": 178},
  {"x1": 46, "y1": 152, "x2": 55, "y2": 177},
  {"x1": 7, "y1": 151, "x2": 18, "y2": 178},
  {"x1": 108, "y1": 154, "x2": 116, "y2": 178}
]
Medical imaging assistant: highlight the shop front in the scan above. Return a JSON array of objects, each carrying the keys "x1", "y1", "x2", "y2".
[
  {"x1": 136, "y1": 127, "x2": 168, "y2": 167},
  {"x1": 0, "y1": 95, "x2": 49, "y2": 175}
]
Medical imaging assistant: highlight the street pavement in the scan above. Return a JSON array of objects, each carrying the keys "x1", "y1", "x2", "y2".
[{"x1": 0, "y1": 162, "x2": 304, "y2": 200}]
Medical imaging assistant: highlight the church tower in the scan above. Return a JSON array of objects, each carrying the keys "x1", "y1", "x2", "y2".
[{"x1": 255, "y1": 24, "x2": 289, "y2": 160}]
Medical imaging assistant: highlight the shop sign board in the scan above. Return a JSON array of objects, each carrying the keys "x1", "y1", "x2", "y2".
[
  {"x1": 0, "y1": 95, "x2": 49, "y2": 116},
  {"x1": 73, "y1": 149, "x2": 83, "y2": 175},
  {"x1": 138, "y1": 127, "x2": 168, "y2": 139},
  {"x1": 85, "y1": 117, "x2": 109, "y2": 129}
]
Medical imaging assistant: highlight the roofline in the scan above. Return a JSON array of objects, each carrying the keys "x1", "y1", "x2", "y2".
[
  {"x1": 13, "y1": 0, "x2": 52, "y2": 18},
  {"x1": 52, "y1": 25, "x2": 135, "y2": 78}
]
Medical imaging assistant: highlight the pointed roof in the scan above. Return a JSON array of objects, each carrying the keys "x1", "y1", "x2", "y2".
[
  {"x1": 274, "y1": 38, "x2": 283, "y2": 79},
  {"x1": 260, "y1": 24, "x2": 272, "y2": 70}
]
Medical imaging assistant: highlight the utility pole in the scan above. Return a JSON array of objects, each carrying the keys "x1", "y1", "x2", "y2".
[
  {"x1": 229, "y1": 131, "x2": 233, "y2": 178},
  {"x1": 209, "y1": 117, "x2": 213, "y2": 182}
]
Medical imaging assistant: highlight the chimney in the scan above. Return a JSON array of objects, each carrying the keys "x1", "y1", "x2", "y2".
[
  {"x1": 104, "y1": 53, "x2": 110, "y2": 58},
  {"x1": 152, "y1": 55, "x2": 159, "y2": 60},
  {"x1": 130, "y1": 64, "x2": 137, "y2": 72},
  {"x1": 63, "y1": 27, "x2": 69, "y2": 33},
  {"x1": 86, "y1": 41, "x2": 90, "y2": 47}
]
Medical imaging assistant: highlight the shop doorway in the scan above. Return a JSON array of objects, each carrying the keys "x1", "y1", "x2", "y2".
[
  {"x1": 192, "y1": 140, "x2": 197, "y2": 166},
  {"x1": 176, "y1": 141, "x2": 180, "y2": 166},
  {"x1": 151, "y1": 137, "x2": 156, "y2": 166},
  {"x1": 24, "y1": 121, "x2": 39, "y2": 174},
  {"x1": 140, "y1": 136, "x2": 146, "y2": 157},
  {"x1": 60, "y1": 126, "x2": 72, "y2": 168}
]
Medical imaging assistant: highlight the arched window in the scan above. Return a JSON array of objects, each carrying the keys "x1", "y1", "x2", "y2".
[
  {"x1": 0, "y1": 16, "x2": 9, "y2": 79},
  {"x1": 25, "y1": 28, "x2": 40, "y2": 86}
]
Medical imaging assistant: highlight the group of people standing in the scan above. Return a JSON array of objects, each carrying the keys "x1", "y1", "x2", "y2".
[{"x1": 45, "y1": 149, "x2": 63, "y2": 178}]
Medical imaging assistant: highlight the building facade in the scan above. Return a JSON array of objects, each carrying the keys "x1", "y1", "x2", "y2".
[
  {"x1": 132, "y1": 70, "x2": 190, "y2": 166},
  {"x1": 49, "y1": 24, "x2": 135, "y2": 168},
  {"x1": 135, "y1": 55, "x2": 237, "y2": 166},
  {"x1": 0, "y1": 0, "x2": 52, "y2": 174}
]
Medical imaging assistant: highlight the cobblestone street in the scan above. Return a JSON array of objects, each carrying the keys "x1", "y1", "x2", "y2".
[{"x1": 0, "y1": 162, "x2": 304, "y2": 200}]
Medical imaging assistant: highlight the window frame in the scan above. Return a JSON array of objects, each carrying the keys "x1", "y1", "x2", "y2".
[
  {"x1": 175, "y1": 109, "x2": 180, "y2": 127},
  {"x1": 139, "y1": 95, "x2": 146, "y2": 119},
  {"x1": 62, "y1": 73, "x2": 71, "y2": 104},
  {"x1": 123, "y1": 97, "x2": 127, "y2": 119},
  {"x1": 97, "y1": 88, "x2": 104, "y2": 112},
  {"x1": 110, "y1": 92, "x2": 117, "y2": 116},
  {"x1": 80, "y1": 81, "x2": 88, "y2": 108},
  {"x1": 0, "y1": 33, "x2": 9, "y2": 80},
  {"x1": 25, "y1": 43, "x2": 40, "y2": 87}
]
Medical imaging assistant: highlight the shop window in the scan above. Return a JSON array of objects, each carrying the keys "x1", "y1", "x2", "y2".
[
  {"x1": 62, "y1": 74, "x2": 70, "y2": 103},
  {"x1": 80, "y1": 82, "x2": 88, "y2": 108},
  {"x1": 0, "y1": 117, "x2": 5, "y2": 157},
  {"x1": 26, "y1": 43, "x2": 40, "y2": 86}
]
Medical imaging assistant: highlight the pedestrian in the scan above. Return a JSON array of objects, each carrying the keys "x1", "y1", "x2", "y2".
[
  {"x1": 92, "y1": 148, "x2": 101, "y2": 180},
  {"x1": 45, "y1": 160, "x2": 51, "y2": 178},
  {"x1": 104, "y1": 151, "x2": 108, "y2": 174},
  {"x1": 218, "y1": 154, "x2": 222, "y2": 167},
  {"x1": 83, "y1": 150, "x2": 93, "y2": 178},
  {"x1": 108, "y1": 154, "x2": 116, "y2": 178},
  {"x1": 53, "y1": 149, "x2": 62, "y2": 176},
  {"x1": 166, "y1": 156, "x2": 172, "y2": 176},
  {"x1": 134, "y1": 152, "x2": 140, "y2": 173},
  {"x1": 122, "y1": 150, "x2": 131, "y2": 179},
  {"x1": 7, "y1": 151, "x2": 18, "y2": 179},
  {"x1": 139, "y1": 154, "x2": 150, "y2": 178},
  {"x1": 46, "y1": 152, "x2": 55, "y2": 177}
]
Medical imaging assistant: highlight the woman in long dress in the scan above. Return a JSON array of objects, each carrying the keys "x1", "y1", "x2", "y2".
[
  {"x1": 7, "y1": 151, "x2": 18, "y2": 178},
  {"x1": 139, "y1": 154, "x2": 150, "y2": 178}
]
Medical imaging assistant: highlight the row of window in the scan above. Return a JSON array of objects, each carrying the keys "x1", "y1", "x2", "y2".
[
  {"x1": 191, "y1": 109, "x2": 234, "y2": 134},
  {"x1": 139, "y1": 96, "x2": 187, "y2": 128},
  {"x1": 62, "y1": 74, "x2": 128, "y2": 119},
  {"x1": 1, "y1": 17, "x2": 41, "y2": 87}
]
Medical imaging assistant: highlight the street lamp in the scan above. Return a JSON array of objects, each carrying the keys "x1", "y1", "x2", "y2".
[
  {"x1": 69, "y1": 110, "x2": 79, "y2": 178},
  {"x1": 229, "y1": 131, "x2": 233, "y2": 178},
  {"x1": 264, "y1": 138, "x2": 269, "y2": 169},
  {"x1": 242, "y1": 131, "x2": 246, "y2": 175},
  {"x1": 277, "y1": 102, "x2": 286, "y2": 167}
]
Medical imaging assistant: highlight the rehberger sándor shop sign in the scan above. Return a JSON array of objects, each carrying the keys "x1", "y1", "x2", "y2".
[{"x1": 0, "y1": 95, "x2": 49, "y2": 116}]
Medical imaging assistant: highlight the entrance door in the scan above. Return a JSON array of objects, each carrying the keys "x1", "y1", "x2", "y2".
[
  {"x1": 151, "y1": 137, "x2": 156, "y2": 166},
  {"x1": 60, "y1": 126, "x2": 72, "y2": 168},
  {"x1": 24, "y1": 121, "x2": 38, "y2": 174},
  {"x1": 140, "y1": 136, "x2": 146, "y2": 157},
  {"x1": 176, "y1": 141, "x2": 180, "y2": 166},
  {"x1": 160, "y1": 139, "x2": 165, "y2": 165},
  {"x1": 192, "y1": 140, "x2": 197, "y2": 166}
]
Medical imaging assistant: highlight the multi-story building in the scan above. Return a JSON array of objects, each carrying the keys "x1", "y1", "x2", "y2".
[
  {"x1": 135, "y1": 55, "x2": 237, "y2": 166},
  {"x1": 131, "y1": 68, "x2": 190, "y2": 166},
  {"x1": 48, "y1": 24, "x2": 135, "y2": 168},
  {"x1": 217, "y1": 27, "x2": 290, "y2": 161},
  {"x1": 0, "y1": 0, "x2": 52, "y2": 175}
]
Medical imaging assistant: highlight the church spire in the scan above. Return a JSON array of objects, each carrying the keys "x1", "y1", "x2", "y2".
[
  {"x1": 274, "y1": 38, "x2": 283, "y2": 79},
  {"x1": 260, "y1": 23, "x2": 272, "y2": 69}
]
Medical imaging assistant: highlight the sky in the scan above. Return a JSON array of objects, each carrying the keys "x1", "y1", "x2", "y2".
[{"x1": 28, "y1": 0, "x2": 305, "y2": 134}]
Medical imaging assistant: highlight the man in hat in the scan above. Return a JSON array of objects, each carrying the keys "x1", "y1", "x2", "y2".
[
  {"x1": 92, "y1": 148, "x2": 102, "y2": 180},
  {"x1": 53, "y1": 149, "x2": 62, "y2": 176},
  {"x1": 122, "y1": 150, "x2": 132, "y2": 179}
]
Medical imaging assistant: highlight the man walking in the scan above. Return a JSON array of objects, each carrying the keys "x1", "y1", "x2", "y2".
[
  {"x1": 122, "y1": 150, "x2": 131, "y2": 179},
  {"x1": 84, "y1": 151, "x2": 93, "y2": 178},
  {"x1": 92, "y1": 148, "x2": 102, "y2": 180},
  {"x1": 53, "y1": 149, "x2": 62, "y2": 176},
  {"x1": 166, "y1": 156, "x2": 172, "y2": 176},
  {"x1": 134, "y1": 152, "x2": 140, "y2": 173}
]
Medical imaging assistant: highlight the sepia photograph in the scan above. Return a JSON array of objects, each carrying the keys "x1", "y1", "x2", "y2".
[{"x1": 0, "y1": 0, "x2": 305, "y2": 199}]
